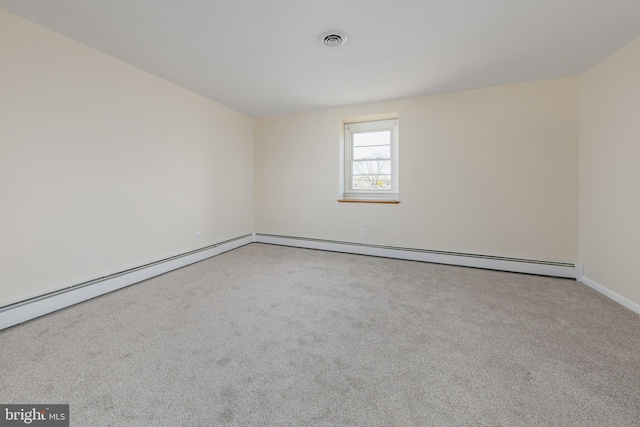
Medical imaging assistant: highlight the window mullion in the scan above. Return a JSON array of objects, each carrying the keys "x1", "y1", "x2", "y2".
[{"x1": 352, "y1": 158, "x2": 391, "y2": 162}]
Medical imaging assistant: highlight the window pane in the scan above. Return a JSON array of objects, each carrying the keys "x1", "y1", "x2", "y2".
[
  {"x1": 353, "y1": 174, "x2": 391, "y2": 189},
  {"x1": 353, "y1": 145, "x2": 390, "y2": 160},
  {"x1": 353, "y1": 131, "x2": 391, "y2": 147},
  {"x1": 353, "y1": 160, "x2": 391, "y2": 174},
  {"x1": 352, "y1": 160, "x2": 391, "y2": 189}
]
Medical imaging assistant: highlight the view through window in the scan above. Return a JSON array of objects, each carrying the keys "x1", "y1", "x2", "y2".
[{"x1": 352, "y1": 130, "x2": 392, "y2": 189}]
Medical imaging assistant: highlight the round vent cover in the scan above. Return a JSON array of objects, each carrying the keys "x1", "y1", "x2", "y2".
[{"x1": 319, "y1": 30, "x2": 348, "y2": 47}]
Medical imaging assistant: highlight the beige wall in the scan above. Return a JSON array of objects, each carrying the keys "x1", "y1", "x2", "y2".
[
  {"x1": 254, "y1": 78, "x2": 579, "y2": 262},
  {"x1": 579, "y1": 36, "x2": 640, "y2": 305},
  {"x1": 0, "y1": 9, "x2": 253, "y2": 306}
]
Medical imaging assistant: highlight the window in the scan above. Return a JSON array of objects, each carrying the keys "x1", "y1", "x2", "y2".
[{"x1": 342, "y1": 118, "x2": 399, "y2": 201}]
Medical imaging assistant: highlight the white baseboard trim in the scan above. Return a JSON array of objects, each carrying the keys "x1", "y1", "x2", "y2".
[
  {"x1": 0, "y1": 234, "x2": 253, "y2": 331},
  {"x1": 255, "y1": 234, "x2": 579, "y2": 279},
  {"x1": 581, "y1": 276, "x2": 640, "y2": 315},
  {"x1": 575, "y1": 263, "x2": 584, "y2": 282}
]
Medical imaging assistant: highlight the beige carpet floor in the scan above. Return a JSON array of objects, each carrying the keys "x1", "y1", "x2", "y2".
[{"x1": 1, "y1": 243, "x2": 639, "y2": 426}]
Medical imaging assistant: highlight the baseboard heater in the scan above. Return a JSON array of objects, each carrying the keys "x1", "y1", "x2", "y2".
[
  {"x1": 0, "y1": 234, "x2": 253, "y2": 331},
  {"x1": 254, "y1": 233, "x2": 581, "y2": 280}
]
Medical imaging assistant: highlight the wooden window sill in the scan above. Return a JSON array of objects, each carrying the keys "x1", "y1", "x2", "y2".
[{"x1": 338, "y1": 199, "x2": 400, "y2": 204}]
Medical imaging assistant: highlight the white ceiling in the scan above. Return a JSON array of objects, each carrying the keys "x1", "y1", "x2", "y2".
[{"x1": 2, "y1": 0, "x2": 640, "y2": 117}]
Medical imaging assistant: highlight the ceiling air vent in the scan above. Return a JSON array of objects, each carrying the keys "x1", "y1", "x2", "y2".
[{"x1": 319, "y1": 30, "x2": 348, "y2": 47}]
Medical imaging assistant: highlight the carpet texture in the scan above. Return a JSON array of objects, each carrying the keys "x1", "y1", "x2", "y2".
[{"x1": 1, "y1": 243, "x2": 639, "y2": 426}]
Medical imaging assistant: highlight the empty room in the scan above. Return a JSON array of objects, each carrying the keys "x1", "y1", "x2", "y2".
[{"x1": 1, "y1": 1, "x2": 639, "y2": 425}]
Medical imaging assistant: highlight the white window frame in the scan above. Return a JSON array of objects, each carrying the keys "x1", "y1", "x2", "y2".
[{"x1": 343, "y1": 118, "x2": 399, "y2": 201}]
